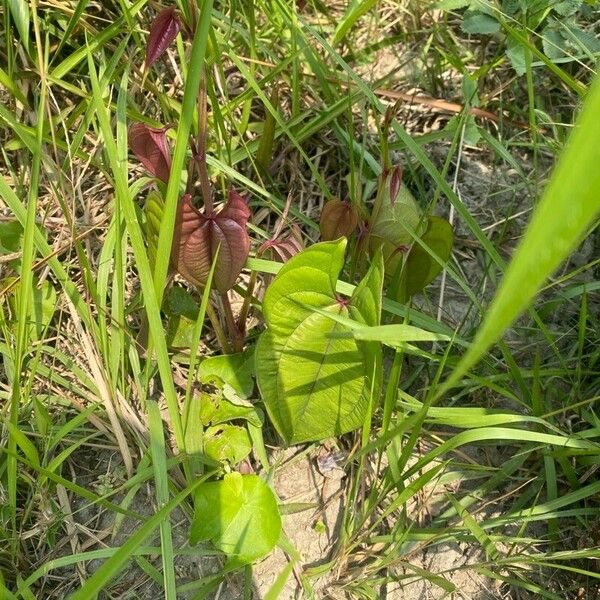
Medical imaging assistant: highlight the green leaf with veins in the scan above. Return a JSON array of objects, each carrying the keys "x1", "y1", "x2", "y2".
[
  {"x1": 203, "y1": 424, "x2": 252, "y2": 466},
  {"x1": 462, "y1": 12, "x2": 500, "y2": 34},
  {"x1": 256, "y1": 239, "x2": 383, "y2": 444},
  {"x1": 190, "y1": 472, "x2": 281, "y2": 566},
  {"x1": 199, "y1": 382, "x2": 263, "y2": 428},
  {"x1": 369, "y1": 185, "x2": 426, "y2": 276}
]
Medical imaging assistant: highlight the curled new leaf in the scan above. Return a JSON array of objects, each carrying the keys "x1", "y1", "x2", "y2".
[
  {"x1": 129, "y1": 123, "x2": 171, "y2": 182},
  {"x1": 319, "y1": 199, "x2": 359, "y2": 241},
  {"x1": 389, "y1": 165, "x2": 403, "y2": 205},
  {"x1": 172, "y1": 190, "x2": 251, "y2": 293},
  {"x1": 369, "y1": 177, "x2": 426, "y2": 276},
  {"x1": 145, "y1": 7, "x2": 182, "y2": 71}
]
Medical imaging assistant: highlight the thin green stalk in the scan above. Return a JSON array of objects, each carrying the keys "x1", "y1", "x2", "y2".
[
  {"x1": 148, "y1": 400, "x2": 177, "y2": 600},
  {"x1": 7, "y1": 2, "x2": 47, "y2": 551},
  {"x1": 153, "y1": 0, "x2": 215, "y2": 305},
  {"x1": 89, "y1": 60, "x2": 186, "y2": 449}
]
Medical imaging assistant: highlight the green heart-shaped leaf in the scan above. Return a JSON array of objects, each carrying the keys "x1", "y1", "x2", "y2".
[
  {"x1": 256, "y1": 239, "x2": 383, "y2": 444},
  {"x1": 190, "y1": 473, "x2": 281, "y2": 566}
]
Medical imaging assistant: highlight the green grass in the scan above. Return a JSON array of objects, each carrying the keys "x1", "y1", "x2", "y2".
[{"x1": 1, "y1": 0, "x2": 599, "y2": 598}]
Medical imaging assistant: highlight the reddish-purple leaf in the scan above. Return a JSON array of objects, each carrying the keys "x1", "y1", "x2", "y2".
[
  {"x1": 389, "y1": 165, "x2": 403, "y2": 205},
  {"x1": 145, "y1": 7, "x2": 182, "y2": 71},
  {"x1": 319, "y1": 199, "x2": 359, "y2": 241},
  {"x1": 258, "y1": 224, "x2": 304, "y2": 263},
  {"x1": 172, "y1": 191, "x2": 252, "y2": 293},
  {"x1": 129, "y1": 123, "x2": 172, "y2": 182}
]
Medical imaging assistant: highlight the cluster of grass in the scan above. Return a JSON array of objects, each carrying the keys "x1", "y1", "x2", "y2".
[{"x1": 1, "y1": 0, "x2": 599, "y2": 598}]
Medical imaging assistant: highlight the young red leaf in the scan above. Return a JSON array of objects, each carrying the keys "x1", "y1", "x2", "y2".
[
  {"x1": 129, "y1": 123, "x2": 172, "y2": 182},
  {"x1": 319, "y1": 199, "x2": 359, "y2": 241},
  {"x1": 258, "y1": 225, "x2": 304, "y2": 263},
  {"x1": 172, "y1": 191, "x2": 252, "y2": 293},
  {"x1": 389, "y1": 165, "x2": 403, "y2": 205},
  {"x1": 145, "y1": 7, "x2": 182, "y2": 71}
]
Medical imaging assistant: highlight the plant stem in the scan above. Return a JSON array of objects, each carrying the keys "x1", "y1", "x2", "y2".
[
  {"x1": 237, "y1": 270, "x2": 258, "y2": 337},
  {"x1": 205, "y1": 299, "x2": 232, "y2": 354},
  {"x1": 197, "y1": 70, "x2": 213, "y2": 214},
  {"x1": 221, "y1": 292, "x2": 244, "y2": 353}
]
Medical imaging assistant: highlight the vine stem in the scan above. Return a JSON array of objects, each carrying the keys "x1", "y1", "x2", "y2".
[
  {"x1": 221, "y1": 292, "x2": 244, "y2": 353},
  {"x1": 205, "y1": 299, "x2": 232, "y2": 354},
  {"x1": 237, "y1": 270, "x2": 258, "y2": 337}
]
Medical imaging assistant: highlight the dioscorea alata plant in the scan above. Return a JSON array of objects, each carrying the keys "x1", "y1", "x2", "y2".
[{"x1": 123, "y1": 1, "x2": 456, "y2": 567}]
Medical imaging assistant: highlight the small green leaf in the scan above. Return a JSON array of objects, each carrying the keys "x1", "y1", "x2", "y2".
[
  {"x1": 203, "y1": 424, "x2": 252, "y2": 466},
  {"x1": 198, "y1": 381, "x2": 262, "y2": 428},
  {"x1": 564, "y1": 21, "x2": 600, "y2": 55},
  {"x1": 190, "y1": 473, "x2": 281, "y2": 565},
  {"x1": 542, "y1": 24, "x2": 568, "y2": 60},
  {"x1": 462, "y1": 12, "x2": 500, "y2": 34},
  {"x1": 199, "y1": 349, "x2": 255, "y2": 399},
  {"x1": 207, "y1": 396, "x2": 263, "y2": 428},
  {"x1": 166, "y1": 314, "x2": 196, "y2": 349},
  {"x1": 165, "y1": 286, "x2": 202, "y2": 349},
  {"x1": 462, "y1": 74, "x2": 480, "y2": 107},
  {"x1": 402, "y1": 216, "x2": 454, "y2": 301},
  {"x1": 369, "y1": 185, "x2": 425, "y2": 276},
  {"x1": 506, "y1": 35, "x2": 527, "y2": 76},
  {"x1": 553, "y1": 0, "x2": 582, "y2": 17},
  {"x1": 0, "y1": 220, "x2": 23, "y2": 254},
  {"x1": 444, "y1": 114, "x2": 481, "y2": 146},
  {"x1": 166, "y1": 285, "x2": 199, "y2": 320},
  {"x1": 501, "y1": 0, "x2": 520, "y2": 14}
]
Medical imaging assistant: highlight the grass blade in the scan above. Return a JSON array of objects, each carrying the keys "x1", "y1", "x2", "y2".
[
  {"x1": 148, "y1": 400, "x2": 177, "y2": 599},
  {"x1": 440, "y1": 73, "x2": 600, "y2": 394}
]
